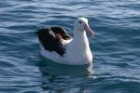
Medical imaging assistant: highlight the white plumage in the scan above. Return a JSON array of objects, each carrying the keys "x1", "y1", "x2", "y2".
[{"x1": 37, "y1": 17, "x2": 94, "y2": 65}]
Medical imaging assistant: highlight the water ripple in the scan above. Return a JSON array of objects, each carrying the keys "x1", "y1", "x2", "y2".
[{"x1": 0, "y1": 0, "x2": 140, "y2": 93}]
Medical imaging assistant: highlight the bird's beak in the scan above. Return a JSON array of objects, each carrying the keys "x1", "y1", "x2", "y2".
[{"x1": 84, "y1": 24, "x2": 94, "y2": 37}]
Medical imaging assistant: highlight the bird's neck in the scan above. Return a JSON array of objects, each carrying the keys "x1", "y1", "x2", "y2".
[{"x1": 73, "y1": 30, "x2": 90, "y2": 51}]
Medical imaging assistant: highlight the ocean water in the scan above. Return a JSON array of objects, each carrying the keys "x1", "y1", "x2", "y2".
[{"x1": 0, "y1": 0, "x2": 140, "y2": 93}]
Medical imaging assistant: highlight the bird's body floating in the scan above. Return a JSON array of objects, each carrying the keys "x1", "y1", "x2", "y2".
[{"x1": 36, "y1": 17, "x2": 94, "y2": 65}]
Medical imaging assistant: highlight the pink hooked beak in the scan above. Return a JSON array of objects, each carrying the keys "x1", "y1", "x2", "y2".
[{"x1": 84, "y1": 24, "x2": 94, "y2": 37}]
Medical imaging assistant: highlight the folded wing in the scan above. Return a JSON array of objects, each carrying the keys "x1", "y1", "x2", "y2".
[{"x1": 36, "y1": 27, "x2": 72, "y2": 56}]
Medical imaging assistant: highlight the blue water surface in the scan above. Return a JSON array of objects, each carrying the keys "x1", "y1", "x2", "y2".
[{"x1": 0, "y1": 0, "x2": 140, "y2": 93}]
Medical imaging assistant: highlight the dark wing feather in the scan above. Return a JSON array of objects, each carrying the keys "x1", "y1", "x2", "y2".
[
  {"x1": 51, "y1": 27, "x2": 71, "y2": 40},
  {"x1": 36, "y1": 28, "x2": 66, "y2": 56}
]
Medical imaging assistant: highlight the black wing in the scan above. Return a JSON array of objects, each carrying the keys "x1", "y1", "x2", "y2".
[
  {"x1": 50, "y1": 27, "x2": 71, "y2": 40},
  {"x1": 36, "y1": 27, "x2": 71, "y2": 56}
]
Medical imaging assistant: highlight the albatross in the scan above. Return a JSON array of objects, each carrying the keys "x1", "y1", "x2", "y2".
[{"x1": 36, "y1": 17, "x2": 94, "y2": 65}]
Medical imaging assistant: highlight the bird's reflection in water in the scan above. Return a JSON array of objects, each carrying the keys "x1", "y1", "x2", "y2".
[
  {"x1": 37, "y1": 58, "x2": 95, "y2": 92},
  {"x1": 38, "y1": 58, "x2": 93, "y2": 76}
]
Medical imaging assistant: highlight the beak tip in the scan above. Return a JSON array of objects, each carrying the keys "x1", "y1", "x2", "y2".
[
  {"x1": 89, "y1": 32, "x2": 94, "y2": 37},
  {"x1": 84, "y1": 24, "x2": 94, "y2": 37}
]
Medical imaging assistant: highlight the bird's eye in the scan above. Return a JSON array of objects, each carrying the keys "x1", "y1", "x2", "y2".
[{"x1": 79, "y1": 21, "x2": 82, "y2": 24}]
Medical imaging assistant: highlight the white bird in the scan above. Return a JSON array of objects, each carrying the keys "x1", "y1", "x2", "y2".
[{"x1": 36, "y1": 17, "x2": 94, "y2": 65}]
